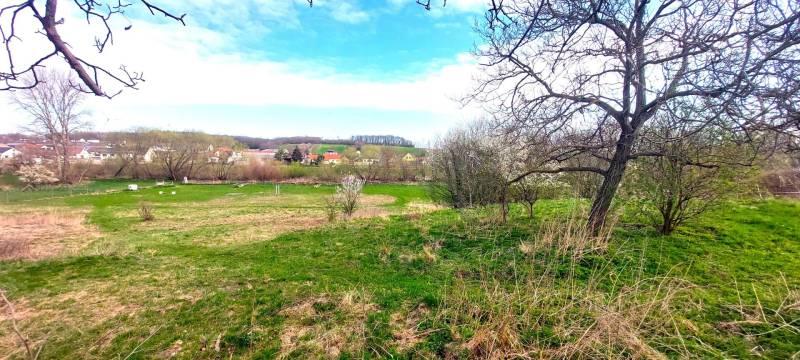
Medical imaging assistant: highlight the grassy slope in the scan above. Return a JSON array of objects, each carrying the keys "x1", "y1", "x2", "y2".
[{"x1": 0, "y1": 184, "x2": 798, "y2": 358}]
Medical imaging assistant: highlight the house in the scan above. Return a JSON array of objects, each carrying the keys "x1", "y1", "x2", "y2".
[
  {"x1": 87, "y1": 145, "x2": 118, "y2": 161},
  {"x1": 72, "y1": 146, "x2": 92, "y2": 160},
  {"x1": 143, "y1": 145, "x2": 169, "y2": 163},
  {"x1": 322, "y1": 150, "x2": 342, "y2": 165},
  {"x1": 402, "y1": 153, "x2": 417, "y2": 162},
  {"x1": 354, "y1": 158, "x2": 379, "y2": 166},
  {"x1": 243, "y1": 149, "x2": 277, "y2": 161},
  {"x1": 0, "y1": 146, "x2": 21, "y2": 160},
  {"x1": 209, "y1": 147, "x2": 243, "y2": 163}
]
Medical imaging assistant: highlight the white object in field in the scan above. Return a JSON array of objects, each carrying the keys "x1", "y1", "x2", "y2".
[
  {"x1": 171, "y1": 191, "x2": 176, "y2": 195},
  {"x1": 156, "y1": 180, "x2": 165, "y2": 186},
  {"x1": 127, "y1": 184, "x2": 138, "y2": 191},
  {"x1": 182, "y1": 176, "x2": 188, "y2": 184},
  {"x1": 275, "y1": 184, "x2": 281, "y2": 196},
  {"x1": 159, "y1": 191, "x2": 164, "y2": 195}
]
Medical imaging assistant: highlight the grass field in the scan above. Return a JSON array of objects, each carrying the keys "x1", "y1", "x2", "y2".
[{"x1": 0, "y1": 182, "x2": 798, "y2": 358}]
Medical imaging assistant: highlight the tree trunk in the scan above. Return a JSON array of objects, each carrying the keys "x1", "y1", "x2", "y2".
[
  {"x1": 588, "y1": 132, "x2": 634, "y2": 232},
  {"x1": 527, "y1": 202, "x2": 534, "y2": 218},
  {"x1": 660, "y1": 215, "x2": 673, "y2": 235}
]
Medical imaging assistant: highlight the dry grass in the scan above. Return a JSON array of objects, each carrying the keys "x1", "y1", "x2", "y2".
[
  {"x1": 432, "y1": 210, "x2": 694, "y2": 360},
  {"x1": 277, "y1": 290, "x2": 377, "y2": 358},
  {"x1": 0, "y1": 285, "x2": 139, "y2": 358},
  {"x1": 0, "y1": 208, "x2": 97, "y2": 261},
  {"x1": 519, "y1": 206, "x2": 618, "y2": 260},
  {"x1": 0, "y1": 270, "x2": 212, "y2": 358},
  {"x1": 390, "y1": 303, "x2": 431, "y2": 352},
  {"x1": 123, "y1": 194, "x2": 399, "y2": 245}
]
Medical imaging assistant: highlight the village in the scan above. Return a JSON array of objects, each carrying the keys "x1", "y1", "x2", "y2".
[{"x1": 0, "y1": 135, "x2": 424, "y2": 167}]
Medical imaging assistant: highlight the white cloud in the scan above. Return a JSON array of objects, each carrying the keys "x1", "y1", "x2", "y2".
[
  {"x1": 387, "y1": 0, "x2": 486, "y2": 14},
  {"x1": 320, "y1": 1, "x2": 371, "y2": 24},
  {"x1": 0, "y1": 8, "x2": 484, "y2": 141}
]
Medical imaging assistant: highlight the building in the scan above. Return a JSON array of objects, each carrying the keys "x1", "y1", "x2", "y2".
[
  {"x1": 0, "y1": 146, "x2": 21, "y2": 160},
  {"x1": 243, "y1": 149, "x2": 278, "y2": 162},
  {"x1": 86, "y1": 145, "x2": 118, "y2": 161},
  {"x1": 322, "y1": 151, "x2": 342, "y2": 165}
]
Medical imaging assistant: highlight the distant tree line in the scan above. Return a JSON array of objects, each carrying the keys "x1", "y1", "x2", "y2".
[
  {"x1": 351, "y1": 135, "x2": 413, "y2": 147},
  {"x1": 233, "y1": 135, "x2": 417, "y2": 150}
]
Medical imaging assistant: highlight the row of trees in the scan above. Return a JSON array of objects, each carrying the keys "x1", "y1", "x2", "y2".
[
  {"x1": 351, "y1": 135, "x2": 413, "y2": 147},
  {"x1": 431, "y1": 113, "x2": 773, "y2": 234}
]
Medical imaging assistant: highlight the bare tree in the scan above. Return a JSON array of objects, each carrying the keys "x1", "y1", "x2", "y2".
[
  {"x1": 471, "y1": 1, "x2": 800, "y2": 231},
  {"x1": 0, "y1": 0, "x2": 190, "y2": 97},
  {"x1": 12, "y1": 71, "x2": 88, "y2": 182},
  {"x1": 627, "y1": 114, "x2": 760, "y2": 234}
]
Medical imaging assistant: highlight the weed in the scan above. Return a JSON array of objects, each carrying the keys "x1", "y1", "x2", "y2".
[{"x1": 138, "y1": 202, "x2": 155, "y2": 221}]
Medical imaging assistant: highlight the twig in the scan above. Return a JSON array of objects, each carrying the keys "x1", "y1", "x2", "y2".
[
  {"x1": 0, "y1": 290, "x2": 34, "y2": 360},
  {"x1": 123, "y1": 325, "x2": 162, "y2": 360}
]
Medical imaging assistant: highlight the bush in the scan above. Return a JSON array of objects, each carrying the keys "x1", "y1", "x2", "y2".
[
  {"x1": 138, "y1": 202, "x2": 155, "y2": 221},
  {"x1": 336, "y1": 175, "x2": 365, "y2": 217},
  {"x1": 15, "y1": 165, "x2": 59, "y2": 188},
  {"x1": 324, "y1": 195, "x2": 339, "y2": 222}
]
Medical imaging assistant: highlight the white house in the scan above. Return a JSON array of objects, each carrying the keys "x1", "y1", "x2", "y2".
[
  {"x1": 73, "y1": 147, "x2": 92, "y2": 160},
  {"x1": 143, "y1": 146, "x2": 169, "y2": 163},
  {"x1": 0, "y1": 146, "x2": 21, "y2": 160}
]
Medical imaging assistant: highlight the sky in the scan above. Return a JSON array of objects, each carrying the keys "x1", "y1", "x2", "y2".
[{"x1": 0, "y1": 0, "x2": 490, "y2": 146}]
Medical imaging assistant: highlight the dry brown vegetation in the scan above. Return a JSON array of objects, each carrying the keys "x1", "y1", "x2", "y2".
[
  {"x1": 278, "y1": 291, "x2": 377, "y2": 358},
  {"x1": 116, "y1": 194, "x2": 397, "y2": 245},
  {"x1": 0, "y1": 208, "x2": 97, "y2": 261}
]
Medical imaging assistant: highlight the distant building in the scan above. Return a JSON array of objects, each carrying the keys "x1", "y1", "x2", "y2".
[
  {"x1": 243, "y1": 149, "x2": 277, "y2": 161},
  {"x1": 0, "y1": 146, "x2": 21, "y2": 160},
  {"x1": 86, "y1": 145, "x2": 118, "y2": 161},
  {"x1": 322, "y1": 150, "x2": 342, "y2": 165}
]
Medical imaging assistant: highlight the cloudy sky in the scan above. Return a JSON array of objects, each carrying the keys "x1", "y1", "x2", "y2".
[{"x1": 0, "y1": 0, "x2": 489, "y2": 146}]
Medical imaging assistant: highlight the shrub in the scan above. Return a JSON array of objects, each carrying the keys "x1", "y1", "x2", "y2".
[
  {"x1": 323, "y1": 195, "x2": 339, "y2": 222},
  {"x1": 336, "y1": 175, "x2": 365, "y2": 217},
  {"x1": 138, "y1": 202, "x2": 155, "y2": 221},
  {"x1": 15, "y1": 165, "x2": 59, "y2": 189}
]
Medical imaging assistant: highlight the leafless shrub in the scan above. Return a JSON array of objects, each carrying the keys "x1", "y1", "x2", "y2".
[
  {"x1": 138, "y1": 203, "x2": 155, "y2": 222},
  {"x1": 323, "y1": 195, "x2": 339, "y2": 223},
  {"x1": 336, "y1": 175, "x2": 365, "y2": 217}
]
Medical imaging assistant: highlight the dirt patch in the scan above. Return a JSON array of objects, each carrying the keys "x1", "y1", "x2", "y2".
[
  {"x1": 358, "y1": 195, "x2": 395, "y2": 206},
  {"x1": 406, "y1": 201, "x2": 444, "y2": 212},
  {"x1": 0, "y1": 208, "x2": 98, "y2": 260},
  {"x1": 278, "y1": 291, "x2": 378, "y2": 358}
]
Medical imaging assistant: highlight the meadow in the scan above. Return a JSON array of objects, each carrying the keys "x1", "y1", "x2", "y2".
[{"x1": 0, "y1": 181, "x2": 798, "y2": 359}]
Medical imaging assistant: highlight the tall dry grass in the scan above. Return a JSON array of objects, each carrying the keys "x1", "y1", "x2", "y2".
[{"x1": 429, "y1": 208, "x2": 694, "y2": 359}]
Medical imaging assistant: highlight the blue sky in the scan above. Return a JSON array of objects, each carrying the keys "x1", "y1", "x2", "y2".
[{"x1": 0, "y1": 0, "x2": 488, "y2": 145}]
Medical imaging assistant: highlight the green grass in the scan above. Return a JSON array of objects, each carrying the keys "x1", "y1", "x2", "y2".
[{"x1": 0, "y1": 184, "x2": 798, "y2": 359}]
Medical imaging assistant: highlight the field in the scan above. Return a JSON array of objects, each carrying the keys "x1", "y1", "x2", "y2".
[{"x1": 0, "y1": 182, "x2": 799, "y2": 359}]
